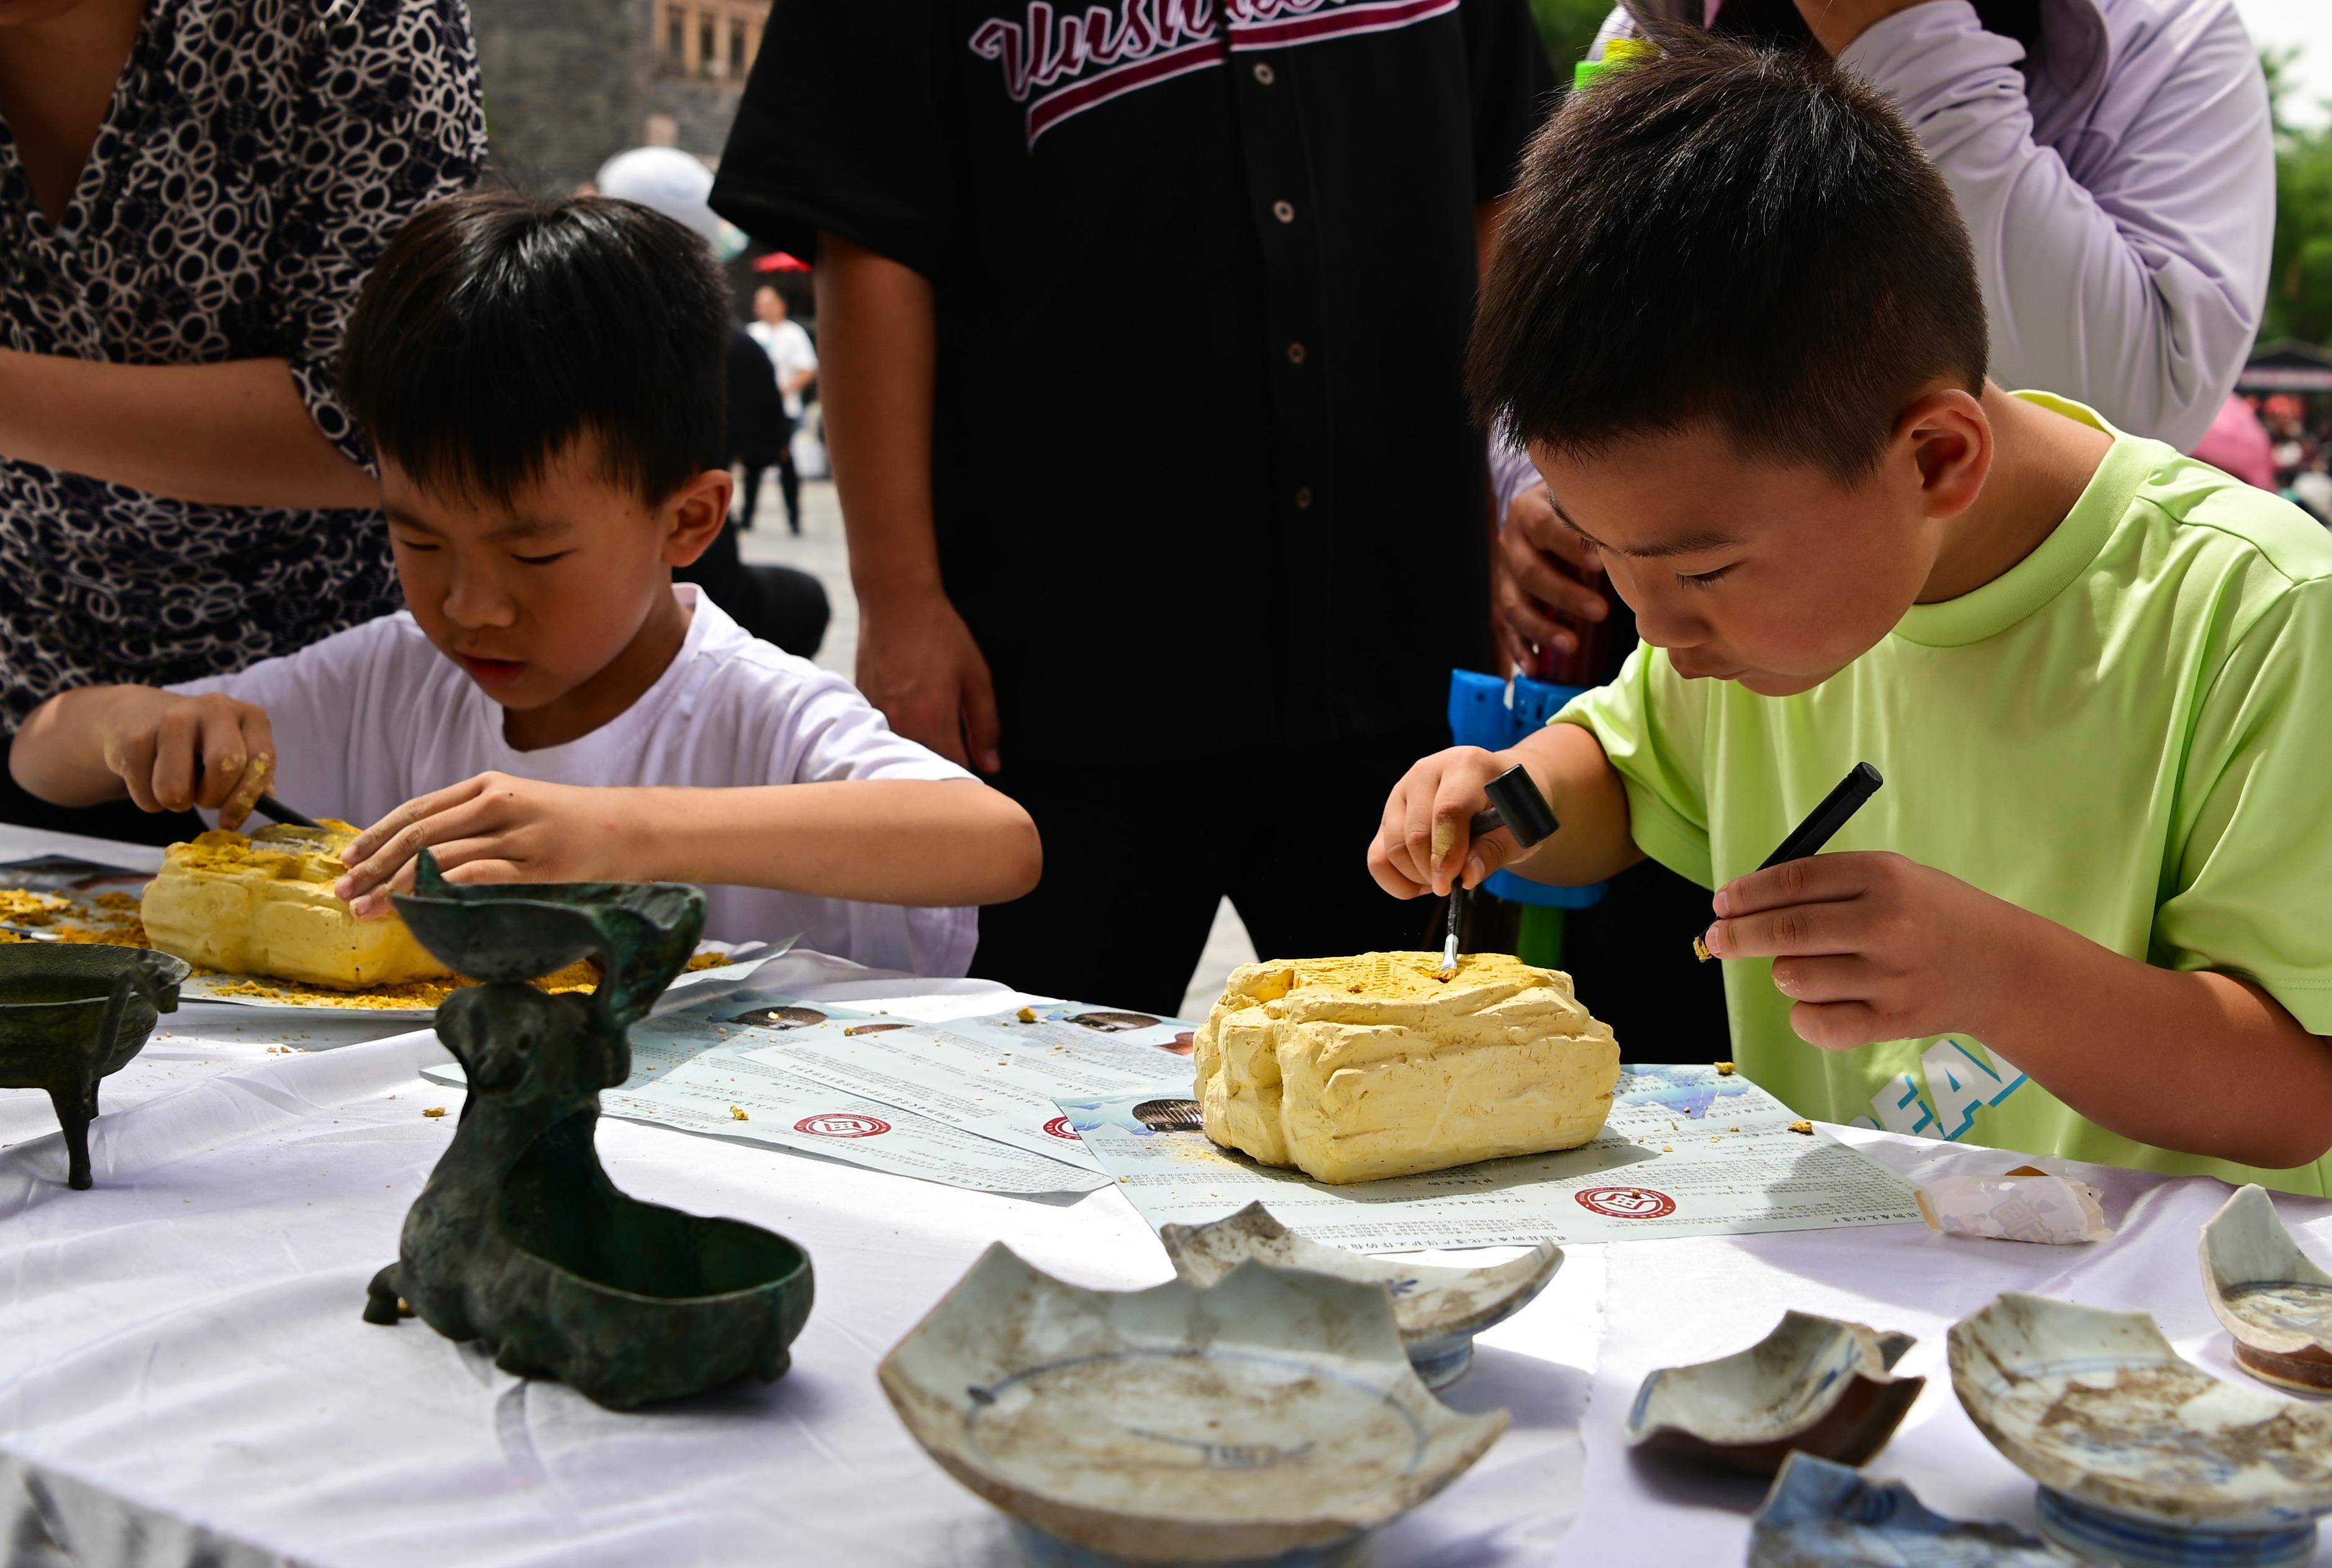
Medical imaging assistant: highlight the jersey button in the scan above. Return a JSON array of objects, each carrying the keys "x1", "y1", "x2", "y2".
[
  {"x1": 1272, "y1": 199, "x2": 1295, "y2": 224},
  {"x1": 1287, "y1": 340, "x2": 1307, "y2": 365},
  {"x1": 1294, "y1": 486, "x2": 1314, "y2": 509},
  {"x1": 1253, "y1": 62, "x2": 1276, "y2": 84}
]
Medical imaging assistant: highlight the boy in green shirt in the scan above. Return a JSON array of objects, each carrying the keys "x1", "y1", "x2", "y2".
[{"x1": 1374, "y1": 35, "x2": 2332, "y2": 1192}]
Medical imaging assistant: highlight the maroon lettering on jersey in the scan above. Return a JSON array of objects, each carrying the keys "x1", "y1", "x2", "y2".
[{"x1": 971, "y1": 0, "x2": 1459, "y2": 145}]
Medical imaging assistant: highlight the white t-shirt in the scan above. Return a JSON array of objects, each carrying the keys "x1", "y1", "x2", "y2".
[
  {"x1": 168, "y1": 587, "x2": 978, "y2": 975},
  {"x1": 748, "y1": 318, "x2": 818, "y2": 419}
]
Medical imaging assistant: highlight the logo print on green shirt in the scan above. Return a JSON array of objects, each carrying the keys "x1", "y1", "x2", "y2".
[{"x1": 1854, "y1": 1040, "x2": 2028, "y2": 1141}]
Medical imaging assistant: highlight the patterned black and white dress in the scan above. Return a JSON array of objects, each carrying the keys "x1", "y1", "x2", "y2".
[{"x1": 0, "y1": 0, "x2": 485, "y2": 731}]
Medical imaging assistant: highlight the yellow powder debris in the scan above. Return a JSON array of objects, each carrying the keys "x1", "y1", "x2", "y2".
[
  {"x1": 0, "y1": 889, "x2": 69, "y2": 925},
  {"x1": 1715, "y1": 1061, "x2": 1736, "y2": 1076},
  {"x1": 206, "y1": 957, "x2": 606, "y2": 1011},
  {"x1": 52, "y1": 897, "x2": 152, "y2": 947},
  {"x1": 1789, "y1": 1120, "x2": 1815, "y2": 1135},
  {"x1": 423, "y1": 1107, "x2": 447, "y2": 1118},
  {"x1": 1, "y1": 885, "x2": 149, "y2": 947},
  {"x1": 1017, "y1": 1006, "x2": 1037, "y2": 1023},
  {"x1": 728, "y1": 1105, "x2": 750, "y2": 1121},
  {"x1": 1194, "y1": 951, "x2": 1620, "y2": 1184}
]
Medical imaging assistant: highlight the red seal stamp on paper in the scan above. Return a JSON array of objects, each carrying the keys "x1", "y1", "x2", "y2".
[
  {"x1": 794, "y1": 1113, "x2": 891, "y2": 1139},
  {"x1": 1042, "y1": 1115, "x2": 1079, "y2": 1141},
  {"x1": 1574, "y1": 1186, "x2": 1676, "y2": 1220}
]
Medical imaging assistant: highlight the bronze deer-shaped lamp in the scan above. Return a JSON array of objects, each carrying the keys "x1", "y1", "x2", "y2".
[{"x1": 365, "y1": 851, "x2": 812, "y2": 1408}]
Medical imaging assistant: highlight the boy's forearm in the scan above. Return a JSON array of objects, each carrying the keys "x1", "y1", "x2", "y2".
[
  {"x1": 812, "y1": 233, "x2": 943, "y2": 609},
  {"x1": 626, "y1": 781, "x2": 1041, "y2": 907},
  {"x1": 1976, "y1": 911, "x2": 2332, "y2": 1169},
  {"x1": 1500, "y1": 722, "x2": 1643, "y2": 886},
  {"x1": 10, "y1": 687, "x2": 158, "y2": 805}
]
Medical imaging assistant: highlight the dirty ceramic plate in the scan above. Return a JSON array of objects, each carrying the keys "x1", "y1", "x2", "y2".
[
  {"x1": 2202, "y1": 1184, "x2": 2332, "y2": 1394},
  {"x1": 1156, "y1": 1201, "x2": 1560, "y2": 1389},
  {"x1": 879, "y1": 1243, "x2": 1508, "y2": 1567},
  {"x1": 1950, "y1": 1292, "x2": 2332, "y2": 1568},
  {"x1": 1627, "y1": 1310, "x2": 1923, "y2": 1475},
  {"x1": 1748, "y1": 1452, "x2": 2074, "y2": 1567}
]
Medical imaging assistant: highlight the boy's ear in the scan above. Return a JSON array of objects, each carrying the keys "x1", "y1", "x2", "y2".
[
  {"x1": 661, "y1": 468, "x2": 736, "y2": 568},
  {"x1": 1894, "y1": 387, "x2": 1991, "y2": 522}
]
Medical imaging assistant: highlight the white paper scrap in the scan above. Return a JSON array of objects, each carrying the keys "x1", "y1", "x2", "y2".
[
  {"x1": 1058, "y1": 1064, "x2": 1925, "y2": 1253},
  {"x1": 1916, "y1": 1166, "x2": 2112, "y2": 1245}
]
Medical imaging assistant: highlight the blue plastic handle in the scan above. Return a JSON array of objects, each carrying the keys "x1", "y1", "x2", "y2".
[{"x1": 1446, "y1": 670, "x2": 1605, "y2": 910}]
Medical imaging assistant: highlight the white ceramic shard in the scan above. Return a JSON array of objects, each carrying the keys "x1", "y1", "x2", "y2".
[
  {"x1": 1950, "y1": 1292, "x2": 2332, "y2": 1568},
  {"x1": 1156, "y1": 1202, "x2": 1561, "y2": 1389},
  {"x1": 2202, "y1": 1183, "x2": 2332, "y2": 1395},
  {"x1": 1625, "y1": 1310, "x2": 1923, "y2": 1475},
  {"x1": 1748, "y1": 1452, "x2": 2074, "y2": 1568},
  {"x1": 878, "y1": 1243, "x2": 1509, "y2": 1567}
]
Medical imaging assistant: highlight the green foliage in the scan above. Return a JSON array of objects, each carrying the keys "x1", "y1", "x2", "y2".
[
  {"x1": 1531, "y1": 0, "x2": 1612, "y2": 76},
  {"x1": 2263, "y1": 47, "x2": 2332, "y2": 348}
]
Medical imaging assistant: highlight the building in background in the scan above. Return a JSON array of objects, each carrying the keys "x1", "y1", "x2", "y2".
[{"x1": 467, "y1": 0, "x2": 769, "y2": 192}]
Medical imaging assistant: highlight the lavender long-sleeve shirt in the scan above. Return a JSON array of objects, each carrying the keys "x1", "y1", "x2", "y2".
[{"x1": 1596, "y1": 0, "x2": 2275, "y2": 453}]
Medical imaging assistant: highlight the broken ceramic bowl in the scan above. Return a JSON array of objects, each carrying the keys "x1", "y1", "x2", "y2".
[
  {"x1": 879, "y1": 1243, "x2": 1508, "y2": 1568},
  {"x1": 1625, "y1": 1310, "x2": 1923, "y2": 1475},
  {"x1": 2201, "y1": 1183, "x2": 2332, "y2": 1395},
  {"x1": 1951, "y1": 1292, "x2": 2332, "y2": 1568},
  {"x1": 1156, "y1": 1202, "x2": 1560, "y2": 1389},
  {"x1": 1748, "y1": 1452, "x2": 2074, "y2": 1567}
]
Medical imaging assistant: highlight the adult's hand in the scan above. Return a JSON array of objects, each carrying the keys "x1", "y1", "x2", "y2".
[
  {"x1": 857, "y1": 588, "x2": 1002, "y2": 774},
  {"x1": 1492, "y1": 485, "x2": 1610, "y2": 675},
  {"x1": 1790, "y1": 0, "x2": 1939, "y2": 56}
]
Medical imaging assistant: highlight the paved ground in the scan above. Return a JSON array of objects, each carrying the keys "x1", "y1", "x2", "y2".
[{"x1": 737, "y1": 474, "x2": 1256, "y2": 1019}]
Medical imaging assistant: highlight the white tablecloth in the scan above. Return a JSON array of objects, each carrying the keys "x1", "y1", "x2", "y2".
[{"x1": 1, "y1": 823, "x2": 2328, "y2": 1568}]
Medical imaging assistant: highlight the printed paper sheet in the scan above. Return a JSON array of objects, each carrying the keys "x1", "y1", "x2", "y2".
[
  {"x1": 425, "y1": 987, "x2": 1121, "y2": 1196},
  {"x1": 738, "y1": 1003, "x2": 1193, "y2": 1169},
  {"x1": 1056, "y1": 1064, "x2": 1924, "y2": 1251}
]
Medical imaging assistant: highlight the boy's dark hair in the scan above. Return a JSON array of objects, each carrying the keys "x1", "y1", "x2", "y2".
[
  {"x1": 340, "y1": 191, "x2": 729, "y2": 505},
  {"x1": 1470, "y1": 31, "x2": 1988, "y2": 479}
]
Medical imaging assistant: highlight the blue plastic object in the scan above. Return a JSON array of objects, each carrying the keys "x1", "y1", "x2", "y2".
[{"x1": 1446, "y1": 671, "x2": 1604, "y2": 910}]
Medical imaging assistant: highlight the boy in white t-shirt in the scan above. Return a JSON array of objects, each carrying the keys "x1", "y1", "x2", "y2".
[{"x1": 8, "y1": 192, "x2": 1040, "y2": 976}]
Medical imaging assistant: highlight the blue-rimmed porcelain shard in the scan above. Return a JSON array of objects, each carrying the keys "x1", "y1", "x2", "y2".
[
  {"x1": 1624, "y1": 1310, "x2": 1922, "y2": 1476},
  {"x1": 878, "y1": 1243, "x2": 1509, "y2": 1568},
  {"x1": 1156, "y1": 1201, "x2": 1560, "y2": 1390},
  {"x1": 1950, "y1": 1292, "x2": 2332, "y2": 1568},
  {"x1": 1748, "y1": 1451, "x2": 2076, "y2": 1567},
  {"x1": 2202, "y1": 1183, "x2": 2332, "y2": 1395}
]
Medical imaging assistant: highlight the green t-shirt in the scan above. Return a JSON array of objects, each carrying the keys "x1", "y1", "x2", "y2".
[{"x1": 1556, "y1": 394, "x2": 2332, "y2": 1194}]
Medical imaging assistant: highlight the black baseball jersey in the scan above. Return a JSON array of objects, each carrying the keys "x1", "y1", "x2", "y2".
[{"x1": 712, "y1": 0, "x2": 1554, "y2": 764}]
